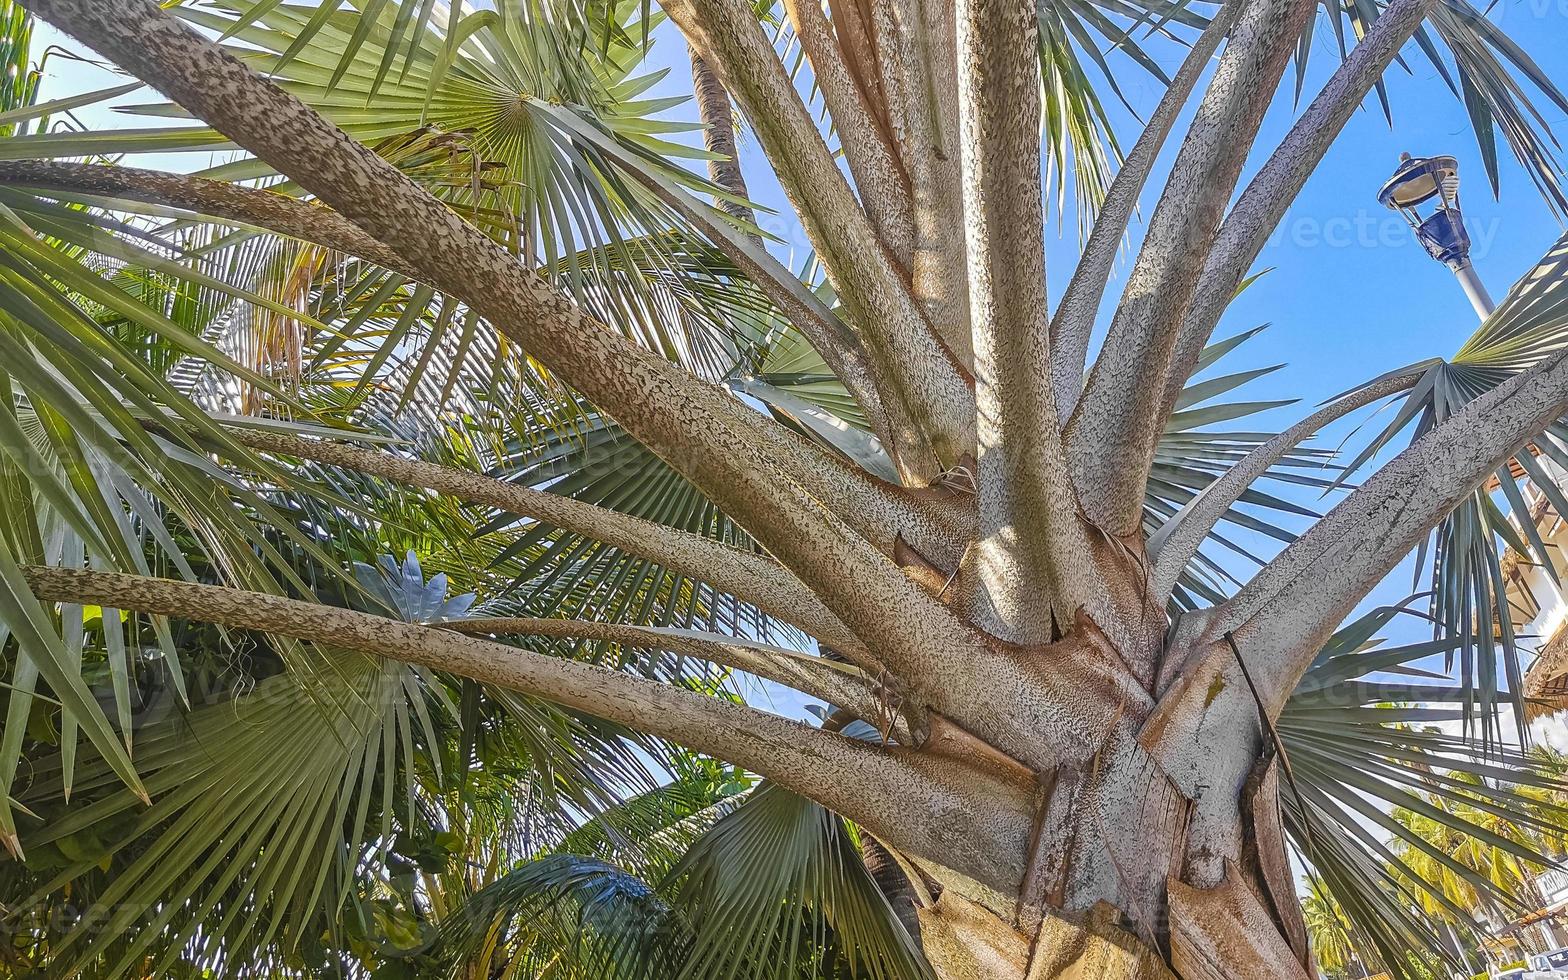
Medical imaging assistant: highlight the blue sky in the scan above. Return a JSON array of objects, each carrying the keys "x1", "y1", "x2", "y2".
[{"x1": 29, "y1": 1, "x2": 1568, "y2": 674}]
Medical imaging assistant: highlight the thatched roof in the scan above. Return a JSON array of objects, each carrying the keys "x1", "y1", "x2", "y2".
[{"x1": 1524, "y1": 618, "x2": 1568, "y2": 721}]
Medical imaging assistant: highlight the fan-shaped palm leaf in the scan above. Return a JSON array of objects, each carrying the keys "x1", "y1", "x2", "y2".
[
  {"x1": 3, "y1": 552, "x2": 660, "y2": 976},
  {"x1": 1321, "y1": 230, "x2": 1568, "y2": 741},
  {"x1": 1279, "y1": 599, "x2": 1568, "y2": 979}
]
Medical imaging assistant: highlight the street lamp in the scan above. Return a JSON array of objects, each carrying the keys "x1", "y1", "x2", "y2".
[{"x1": 1378, "y1": 152, "x2": 1496, "y2": 319}]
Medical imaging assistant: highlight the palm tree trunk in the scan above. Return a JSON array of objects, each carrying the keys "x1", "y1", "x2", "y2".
[
  {"x1": 880, "y1": 721, "x2": 1312, "y2": 978},
  {"x1": 689, "y1": 47, "x2": 761, "y2": 241},
  {"x1": 909, "y1": 854, "x2": 1312, "y2": 979},
  {"x1": 916, "y1": 893, "x2": 1180, "y2": 979}
]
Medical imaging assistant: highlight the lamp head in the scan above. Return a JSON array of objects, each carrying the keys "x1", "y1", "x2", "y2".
[{"x1": 1378, "y1": 153, "x2": 1471, "y2": 267}]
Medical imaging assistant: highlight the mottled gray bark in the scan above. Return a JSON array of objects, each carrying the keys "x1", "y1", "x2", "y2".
[
  {"x1": 13, "y1": 153, "x2": 927, "y2": 577},
  {"x1": 781, "y1": 0, "x2": 917, "y2": 266},
  {"x1": 1066, "y1": 0, "x2": 1316, "y2": 536},
  {"x1": 446, "y1": 616, "x2": 909, "y2": 741},
  {"x1": 22, "y1": 0, "x2": 1558, "y2": 973},
  {"x1": 1047, "y1": 3, "x2": 1239, "y2": 420},
  {"x1": 869, "y1": 0, "x2": 973, "y2": 369},
  {"x1": 1144, "y1": 349, "x2": 1568, "y2": 890},
  {"x1": 956, "y1": 0, "x2": 1095, "y2": 644},
  {"x1": 0, "y1": 154, "x2": 893, "y2": 509},
  {"x1": 1159, "y1": 0, "x2": 1444, "y2": 418},
  {"x1": 666, "y1": 0, "x2": 976, "y2": 478},
  {"x1": 1185, "y1": 343, "x2": 1568, "y2": 714},
  {"x1": 525, "y1": 101, "x2": 898, "y2": 469},
  {"x1": 223, "y1": 428, "x2": 864, "y2": 657},
  {"x1": 0, "y1": 159, "x2": 410, "y2": 272},
  {"x1": 29, "y1": 0, "x2": 985, "y2": 694}
]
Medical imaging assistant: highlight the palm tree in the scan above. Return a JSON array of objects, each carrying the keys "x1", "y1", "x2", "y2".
[
  {"x1": 1303, "y1": 878, "x2": 1363, "y2": 979},
  {"x1": 1383, "y1": 760, "x2": 1568, "y2": 964},
  {"x1": 4, "y1": 0, "x2": 1568, "y2": 976}
]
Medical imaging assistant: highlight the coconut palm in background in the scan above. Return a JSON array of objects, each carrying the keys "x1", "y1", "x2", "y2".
[
  {"x1": 6, "y1": 0, "x2": 1568, "y2": 976},
  {"x1": 1302, "y1": 879, "x2": 1366, "y2": 979}
]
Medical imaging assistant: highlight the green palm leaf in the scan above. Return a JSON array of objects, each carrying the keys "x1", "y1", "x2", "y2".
[
  {"x1": 442, "y1": 768, "x2": 930, "y2": 980},
  {"x1": 1280, "y1": 600, "x2": 1568, "y2": 979},
  {"x1": 1265, "y1": 0, "x2": 1564, "y2": 217},
  {"x1": 1325, "y1": 230, "x2": 1568, "y2": 740},
  {"x1": 8, "y1": 553, "x2": 655, "y2": 976}
]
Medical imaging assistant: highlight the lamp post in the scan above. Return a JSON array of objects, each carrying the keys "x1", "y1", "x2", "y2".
[{"x1": 1378, "y1": 152, "x2": 1496, "y2": 319}]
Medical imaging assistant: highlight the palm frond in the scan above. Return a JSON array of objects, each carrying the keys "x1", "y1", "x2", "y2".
[
  {"x1": 438, "y1": 853, "x2": 690, "y2": 980},
  {"x1": 7, "y1": 552, "x2": 656, "y2": 976},
  {"x1": 1291, "y1": 0, "x2": 1564, "y2": 216},
  {"x1": 442, "y1": 775, "x2": 930, "y2": 980},
  {"x1": 662, "y1": 778, "x2": 932, "y2": 980},
  {"x1": 1326, "y1": 230, "x2": 1568, "y2": 740},
  {"x1": 1281, "y1": 600, "x2": 1568, "y2": 980}
]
